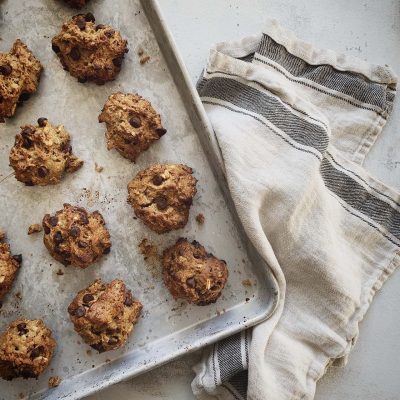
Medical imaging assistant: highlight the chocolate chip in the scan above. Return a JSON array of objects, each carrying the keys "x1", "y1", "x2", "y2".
[
  {"x1": 37, "y1": 117, "x2": 48, "y2": 127},
  {"x1": 12, "y1": 254, "x2": 22, "y2": 264},
  {"x1": 75, "y1": 306, "x2": 86, "y2": 317},
  {"x1": 21, "y1": 127, "x2": 33, "y2": 137},
  {"x1": 76, "y1": 18, "x2": 86, "y2": 30},
  {"x1": 77, "y1": 76, "x2": 87, "y2": 83},
  {"x1": 37, "y1": 166, "x2": 48, "y2": 178},
  {"x1": 108, "y1": 337, "x2": 119, "y2": 345},
  {"x1": 52, "y1": 43, "x2": 60, "y2": 53},
  {"x1": 54, "y1": 231, "x2": 63, "y2": 244},
  {"x1": 78, "y1": 241, "x2": 88, "y2": 248},
  {"x1": 80, "y1": 214, "x2": 89, "y2": 225},
  {"x1": 103, "y1": 246, "x2": 111, "y2": 254},
  {"x1": 70, "y1": 226, "x2": 80, "y2": 237},
  {"x1": 24, "y1": 181, "x2": 34, "y2": 186},
  {"x1": 30, "y1": 346, "x2": 44, "y2": 359},
  {"x1": 49, "y1": 216, "x2": 58, "y2": 226},
  {"x1": 129, "y1": 116, "x2": 141, "y2": 128},
  {"x1": 155, "y1": 127, "x2": 167, "y2": 137},
  {"x1": 82, "y1": 293, "x2": 94, "y2": 304},
  {"x1": 152, "y1": 175, "x2": 164, "y2": 186},
  {"x1": 112, "y1": 56, "x2": 124, "y2": 68},
  {"x1": 22, "y1": 137, "x2": 33, "y2": 149},
  {"x1": 91, "y1": 343, "x2": 105, "y2": 353},
  {"x1": 183, "y1": 197, "x2": 193, "y2": 206},
  {"x1": 84, "y1": 12, "x2": 95, "y2": 22},
  {"x1": 16, "y1": 323, "x2": 27, "y2": 332},
  {"x1": 44, "y1": 225, "x2": 51, "y2": 234},
  {"x1": 95, "y1": 24, "x2": 105, "y2": 31},
  {"x1": 124, "y1": 294, "x2": 133, "y2": 306},
  {"x1": 18, "y1": 92, "x2": 30, "y2": 102},
  {"x1": 0, "y1": 95, "x2": 3, "y2": 103},
  {"x1": 105, "y1": 29, "x2": 115, "y2": 38},
  {"x1": 154, "y1": 195, "x2": 168, "y2": 210},
  {"x1": 0, "y1": 64, "x2": 12, "y2": 76},
  {"x1": 61, "y1": 143, "x2": 72, "y2": 153},
  {"x1": 124, "y1": 136, "x2": 139, "y2": 145},
  {"x1": 186, "y1": 277, "x2": 195, "y2": 288},
  {"x1": 70, "y1": 46, "x2": 81, "y2": 61}
]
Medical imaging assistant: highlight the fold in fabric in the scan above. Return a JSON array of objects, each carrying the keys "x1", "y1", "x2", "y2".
[{"x1": 192, "y1": 19, "x2": 399, "y2": 400}]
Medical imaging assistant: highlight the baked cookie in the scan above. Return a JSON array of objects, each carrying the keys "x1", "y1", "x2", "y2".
[
  {"x1": 0, "y1": 319, "x2": 56, "y2": 380},
  {"x1": 52, "y1": 14, "x2": 128, "y2": 84},
  {"x1": 42, "y1": 204, "x2": 111, "y2": 268},
  {"x1": 9, "y1": 118, "x2": 83, "y2": 186},
  {"x1": 162, "y1": 238, "x2": 228, "y2": 305},
  {"x1": 98, "y1": 92, "x2": 167, "y2": 162},
  {"x1": 127, "y1": 164, "x2": 197, "y2": 233},
  {"x1": 0, "y1": 40, "x2": 43, "y2": 121},
  {"x1": 68, "y1": 279, "x2": 142, "y2": 352},
  {"x1": 0, "y1": 233, "x2": 21, "y2": 301},
  {"x1": 63, "y1": 0, "x2": 90, "y2": 8}
]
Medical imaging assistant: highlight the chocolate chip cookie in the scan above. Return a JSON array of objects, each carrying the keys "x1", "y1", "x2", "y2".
[
  {"x1": 68, "y1": 279, "x2": 142, "y2": 353},
  {"x1": 162, "y1": 238, "x2": 228, "y2": 305},
  {"x1": 0, "y1": 319, "x2": 56, "y2": 380},
  {"x1": 9, "y1": 118, "x2": 83, "y2": 186},
  {"x1": 63, "y1": 0, "x2": 90, "y2": 8},
  {"x1": 42, "y1": 204, "x2": 111, "y2": 268},
  {"x1": 0, "y1": 39, "x2": 43, "y2": 121},
  {"x1": 127, "y1": 164, "x2": 197, "y2": 234},
  {"x1": 0, "y1": 233, "x2": 21, "y2": 301},
  {"x1": 52, "y1": 14, "x2": 128, "y2": 84},
  {"x1": 98, "y1": 92, "x2": 167, "y2": 162}
]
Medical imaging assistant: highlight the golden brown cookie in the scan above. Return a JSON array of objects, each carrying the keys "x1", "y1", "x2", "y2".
[
  {"x1": 0, "y1": 40, "x2": 43, "y2": 121},
  {"x1": 9, "y1": 118, "x2": 83, "y2": 186},
  {"x1": 162, "y1": 238, "x2": 228, "y2": 305},
  {"x1": 98, "y1": 92, "x2": 167, "y2": 162},
  {"x1": 67, "y1": 279, "x2": 142, "y2": 353},
  {"x1": 127, "y1": 164, "x2": 197, "y2": 234},
  {"x1": 42, "y1": 204, "x2": 111, "y2": 268},
  {"x1": 0, "y1": 233, "x2": 21, "y2": 301},
  {"x1": 0, "y1": 319, "x2": 56, "y2": 380},
  {"x1": 63, "y1": 0, "x2": 90, "y2": 8},
  {"x1": 52, "y1": 14, "x2": 128, "y2": 84}
]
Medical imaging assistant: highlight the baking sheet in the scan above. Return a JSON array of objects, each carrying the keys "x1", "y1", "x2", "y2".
[{"x1": 0, "y1": 0, "x2": 277, "y2": 399}]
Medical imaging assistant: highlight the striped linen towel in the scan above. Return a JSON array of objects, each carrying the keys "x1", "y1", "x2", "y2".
[{"x1": 191, "y1": 19, "x2": 399, "y2": 400}]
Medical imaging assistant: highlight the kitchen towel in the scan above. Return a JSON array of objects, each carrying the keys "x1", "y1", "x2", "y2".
[{"x1": 191, "y1": 19, "x2": 399, "y2": 400}]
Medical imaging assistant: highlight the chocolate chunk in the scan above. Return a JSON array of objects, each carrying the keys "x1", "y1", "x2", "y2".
[
  {"x1": 105, "y1": 30, "x2": 115, "y2": 38},
  {"x1": 16, "y1": 323, "x2": 27, "y2": 333},
  {"x1": 84, "y1": 13, "x2": 95, "y2": 22},
  {"x1": 103, "y1": 246, "x2": 111, "y2": 254},
  {"x1": 154, "y1": 195, "x2": 168, "y2": 210},
  {"x1": 52, "y1": 43, "x2": 60, "y2": 53},
  {"x1": 37, "y1": 166, "x2": 48, "y2": 178},
  {"x1": 70, "y1": 46, "x2": 81, "y2": 61},
  {"x1": 19, "y1": 92, "x2": 30, "y2": 102},
  {"x1": 22, "y1": 137, "x2": 33, "y2": 149},
  {"x1": 70, "y1": 226, "x2": 80, "y2": 237},
  {"x1": 54, "y1": 231, "x2": 63, "y2": 244},
  {"x1": 112, "y1": 56, "x2": 124, "y2": 68},
  {"x1": 78, "y1": 240, "x2": 88, "y2": 248},
  {"x1": 44, "y1": 225, "x2": 51, "y2": 234},
  {"x1": 21, "y1": 127, "x2": 33, "y2": 137},
  {"x1": 0, "y1": 95, "x2": 3, "y2": 103},
  {"x1": 124, "y1": 136, "x2": 139, "y2": 145},
  {"x1": 25, "y1": 181, "x2": 34, "y2": 186},
  {"x1": 80, "y1": 214, "x2": 89, "y2": 225},
  {"x1": 155, "y1": 127, "x2": 167, "y2": 137},
  {"x1": 75, "y1": 306, "x2": 86, "y2": 317},
  {"x1": 61, "y1": 143, "x2": 72, "y2": 153},
  {"x1": 37, "y1": 117, "x2": 48, "y2": 127},
  {"x1": 129, "y1": 117, "x2": 141, "y2": 128},
  {"x1": 152, "y1": 175, "x2": 164, "y2": 186},
  {"x1": 49, "y1": 216, "x2": 58, "y2": 226},
  {"x1": 186, "y1": 277, "x2": 195, "y2": 288},
  {"x1": 77, "y1": 76, "x2": 87, "y2": 83},
  {"x1": 95, "y1": 24, "x2": 105, "y2": 31},
  {"x1": 0, "y1": 64, "x2": 12, "y2": 76},
  {"x1": 12, "y1": 254, "x2": 22, "y2": 264},
  {"x1": 30, "y1": 346, "x2": 44, "y2": 359},
  {"x1": 124, "y1": 294, "x2": 133, "y2": 306},
  {"x1": 76, "y1": 18, "x2": 86, "y2": 30},
  {"x1": 82, "y1": 293, "x2": 94, "y2": 304},
  {"x1": 91, "y1": 343, "x2": 105, "y2": 353}
]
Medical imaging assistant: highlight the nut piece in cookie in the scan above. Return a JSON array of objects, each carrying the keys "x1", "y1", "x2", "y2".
[
  {"x1": 127, "y1": 164, "x2": 197, "y2": 234},
  {"x1": 63, "y1": 0, "x2": 90, "y2": 8},
  {"x1": 99, "y1": 92, "x2": 167, "y2": 162},
  {"x1": 0, "y1": 233, "x2": 22, "y2": 301},
  {"x1": 9, "y1": 118, "x2": 83, "y2": 186},
  {"x1": 0, "y1": 319, "x2": 56, "y2": 380},
  {"x1": 42, "y1": 204, "x2": 111, "y2": 268},
  {"x1": 162, "y1": 238, "x2": 228, "y2": 305},
  {"x1": 51, "y1": 14, "x2": 128, "y2": 85},
  {"x1": 0, "y1": 40, "x2": 43, "y2": 121},
  {"x1": 68, "y1": 279, "x2": 142, "y2": 352}
]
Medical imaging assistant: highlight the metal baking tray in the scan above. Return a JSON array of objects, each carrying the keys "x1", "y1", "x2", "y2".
[{"x1": 0, "y1": 0, "x2": 279, "y2": 398}]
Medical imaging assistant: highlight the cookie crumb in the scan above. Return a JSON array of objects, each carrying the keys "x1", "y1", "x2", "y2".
[
  {"x1": 138, "y1": 239, "x2": 159, "y2": 263},
  {"x1": 105, "y1": 358, "x2": 111, "y2": 362},
  {"x1": 56, "y1": 269, "x2": 64, "y2": 276},
  {"x1": 15, "y1": 291, "x2": 22, "y2": 300},
  {"x1": 242, "y1": 279, "x2": 252, "y2": 287},
  {"x1": 137, "y1": 48, "x2": 144, "y2": 56},
  {"x1": 86, "y1": 349, "x2": 92, "y2": 356},
  {"x1": 48, "y1": 376, "x2": 62, "y2": 388},
  {"x1": 94, "y1": 162, "x2": 104, "y2": 173},
  {"x1": 195, "y1": 213, "x2": 205, "y2": 225},
  {"x1": 139, "y1": 54, "x2": 150, "y2": 65},
  {"x1": 19, "y1": 393, "x2": 24, "y2": 399},
  {"x1": 28, "y1": 224, "x2": 42, "y2": 235}
]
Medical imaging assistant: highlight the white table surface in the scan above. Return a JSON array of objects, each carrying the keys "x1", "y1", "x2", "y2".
[{"x1": 89, "y1": 1, "x2": 400, "y2": 399}]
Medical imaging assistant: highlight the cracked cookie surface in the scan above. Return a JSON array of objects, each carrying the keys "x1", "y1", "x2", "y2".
[
  {"x1": 0, "y1": 319, "x2": 56, "y2": 380},
  {"x1": 99, "y1": 92, "x2": 167, "y2": 161},
  {"x1": 42, "y1": 204, "x2": 111, "y2": 268},
  {"x1": 0, "y1": 39, "x2": 42, "y2": 121},
  {"x1": 127, "y1": 164, "x2": 197, "y2": 234},
  {"x1": 68, "y1": 279, "x2": 142, "y2": 352},
  {"x1": 52, "y1": 13, "x2": 128, "y2": 84},
  {"x1": 0, "y1": 233, "x2": 21, "y2": 301},
  {"x1": 162, "y1": 238, "x2": 228, "y2": 305},
  {"x1": 9, "y1": 118, "x2": 83, "y2": 186}
]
